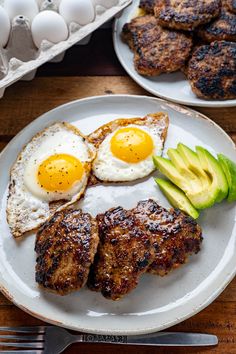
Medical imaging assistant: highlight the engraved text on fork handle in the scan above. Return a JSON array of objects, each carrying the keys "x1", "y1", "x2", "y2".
[{"x1": 83, "y1": 334, "x2": 127, "y2": 344}]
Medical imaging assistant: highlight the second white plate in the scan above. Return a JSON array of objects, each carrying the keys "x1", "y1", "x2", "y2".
[{"x1": 113, "y1": 0, "x2": 236, "y2": 108}]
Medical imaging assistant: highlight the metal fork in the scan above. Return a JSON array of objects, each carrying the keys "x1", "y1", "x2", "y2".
[{"x1": 0, "y1": 326, "x2": 218, "y2": 353}]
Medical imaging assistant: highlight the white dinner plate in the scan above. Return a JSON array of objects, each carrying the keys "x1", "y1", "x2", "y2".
[
  {"x1": 0, "y1": 95, "x2": 235, "y2": 335},
  {"x1": 113, "y1": 0, "x2": 236, "y2": 108}
]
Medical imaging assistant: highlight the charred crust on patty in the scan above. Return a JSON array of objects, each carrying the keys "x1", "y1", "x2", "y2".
[
  {"x1": 224, "y1": 0, "x2": 236, "y2": 13},
  {"x1": 154, "y1": 0, "x2": 221, "y2": 31},
  {"x1": 122, "y1": 15, "x2": 193, "y2": 76},
  {"x1": 132, "y1": 199, "x2": 203, "y2": 276},
  {"x1": 35, "y1": 209, "x2": 99, "y2": 295},
  {"x1": 139, "y1": 0, "x2": 161, "y2": 14},
  {"x1": 88, "y1": 199, "x2": 203, "y2": 299},
  {"x1": 198, "y1": 8, "x2": 236, "y2": 42},
  {"x1": 87, "y1": 206, "x2": 155, "y2": 300},
  {"x1": 187, "y1": 41, "x2": 236, "y2": 100}
]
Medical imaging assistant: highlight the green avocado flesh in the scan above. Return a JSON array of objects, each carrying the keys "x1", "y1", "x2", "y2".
[
  {"x1": 153, "y1": 156, "x2": 190, "y2": 193},
  {"x1": 196, "y1": 147, "x2": 228, "y2": 203},
  {"x1": 177, "y1": 144, "x2": 210, "y2": 188},
  {"x1": 155, "y1": 178, "x2": 199, "y2": 219},
  {"x1": 155, "y1": 139, "x2": 233, "y2": 210},
  {"x1": 218, "y1": 154, "x2": 236, "y2": 202},
  {"x1": 167, "y1": 148, "x2": 202, "y2": 191},
  {"x1": 153, "y1": 153, "x2": 219, "y2": 209}
]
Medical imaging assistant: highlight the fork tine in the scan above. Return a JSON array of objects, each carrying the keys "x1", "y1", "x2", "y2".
[
  {"x1": 0, "y1": 342, "x2": 43, "y2": 349},
  {"x1": 0, "y1": 327, "x2": 45, "y2": 334},
  {"x1": 0, "y1": 334, "x2": 44, "y2": 341}
]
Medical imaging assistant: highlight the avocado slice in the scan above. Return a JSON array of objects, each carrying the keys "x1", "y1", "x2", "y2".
[
  {"x1": 186, "y1": 185, "x2": 219, "y2": 209},
  {"x1": 177, "y1": 143, "x2": 211, "y2": 188},
  {"x1": 218, "y1": 154, "x2": 236, "y2": 202},
  {"x1": 153, "y1": 156, "x2": 191, "y2": 192},
  {"x1": 153, "y1": 155, "x2": 219, "y2": 209},
  {"x1": 196, "y1": 147, "x2": 228, "y2": 203},
  {"x1": 155, "y1": 178, "x2": 199, "y2": 219},
  {"x1": 167, "y1": 148, "x2": 202, "y2": 191}
]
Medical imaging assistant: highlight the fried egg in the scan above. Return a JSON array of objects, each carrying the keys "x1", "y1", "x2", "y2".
[
  {"x1": 7, "y1": 122, "x2": 95, "y2": 238},
  {"x1": 88, "y1": 113, "x2": 169, "y2": 182}
]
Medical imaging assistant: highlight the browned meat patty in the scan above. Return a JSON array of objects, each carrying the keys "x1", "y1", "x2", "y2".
[
  {"x1": 154, "y1": 0, "x2": 221, "y2": 31},
  {"x1": 122, "y1": 15, "x2": 193, "y2": 76},
  {"x1": 198, "y1": 9, "x2": 236, "y2": 42},
  {"x1": 122, "y1": 15, "x2": 157, "y2": 51},
  {"x1": 188, "y1": 41, "x2": 236, "y2": 100},
  {"x1": 139, "y1": 0, "x2": 160, "y2": 13},
  {"x1": 35, "y1": 209, "x2": 99, "y2": 295},
  {"x1": 88, "y1": 199, "x2": 202, "y2": 300},
  {"x1": 133, "y1": 200, "x2": 203, "y2": 275},
  {"x1": 224, "y1": 0, "x2": 236, "y2": 13},
  {"x1": 87, "y1": 206, "x2": 154, "y2": 300}
]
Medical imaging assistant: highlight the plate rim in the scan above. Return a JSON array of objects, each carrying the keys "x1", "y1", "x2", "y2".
[
  {"x1": 0, "y1": 94, "x2": 236, "y2": 335},
  {"x1": 113, "y1": 3, "x2": 236, "y2": 108}
]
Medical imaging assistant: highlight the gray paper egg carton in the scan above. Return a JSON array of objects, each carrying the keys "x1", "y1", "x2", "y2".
[{"x1": 0, "y1": 0, "x2": 132, "y2": 98}]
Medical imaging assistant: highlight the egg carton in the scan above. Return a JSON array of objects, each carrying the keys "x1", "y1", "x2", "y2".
[{"x1": 0, "y1": 0, "x2": 132, "y2": 98}]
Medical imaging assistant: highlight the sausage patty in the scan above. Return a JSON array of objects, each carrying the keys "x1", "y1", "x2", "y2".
[
  {"x1": 122, "y1": 15, "x2": 193, "y2": 76},
  {"x1": 198, "y1": 8, "x2": 236, "y2": 42},
  {"x1": 132, "y1": 200, "x2": 203, "y2": 276},
  {"x1": 154, "y1": 0, "x2": 221, "y2": 31},
  {"x1": 188, "y1": 41, "x2": 236, "y2": 100},
  {"x1": 35, "y1": 209, "x2": 99, "y2": 295},
  {"x1": 139, "y1": 0, "x2": 159, "y2": 13},
  {"x1": 87, "y1": 206, "x2": 154, "y2": 300},
  {"x1": 88, "y1": 200, "x2": 203, "y2": 300},
  {"x1": 224, "y1": 0, "x2": 236, "y2": 13}
]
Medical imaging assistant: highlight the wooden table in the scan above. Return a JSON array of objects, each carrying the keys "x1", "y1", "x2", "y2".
[{"x1": 0, "y1": 28, "x2": 236, "y2": 354}]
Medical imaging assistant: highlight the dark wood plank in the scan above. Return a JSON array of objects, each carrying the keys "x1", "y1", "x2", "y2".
[
  {"x1": 0, "y1": 77, "x2": 235, "y2": 137},
  {"x1": 197, "y1": 108, "x2": 236, "y2": 134},
  {"x1": 231, "y1": 133, "x2": 236, "y2": 144},
  {"x1": 0, "y1": 301, "x2": 235, "y2": 354},
  {"x1": 37, "y1": 30, "x2": 126, "y2": 77},
  {"x1": 0, "y1": 141, "x2": 8, "y2": 151}
]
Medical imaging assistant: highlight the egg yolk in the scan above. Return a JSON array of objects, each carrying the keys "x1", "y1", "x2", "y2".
[
  {"x1": 110, "y1": 127, "x2": 154, "y2": 163},
  {"x1": 37, "y1": 154, "x2": 84, "y2": 192}
]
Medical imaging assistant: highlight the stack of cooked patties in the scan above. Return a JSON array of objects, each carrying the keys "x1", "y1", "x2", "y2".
[
  {"x1": 35, "y1": 199, "x2": 202, "y2": 300},
  {"x1": 122, "y1": 0, "x2": 236, "y2": 100}
]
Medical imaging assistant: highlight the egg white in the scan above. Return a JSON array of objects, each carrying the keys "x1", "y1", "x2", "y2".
[
  {"x1": 7, "y1": 123, "x2": 95, "y2": 238},
  {"x1": 93, "y1": 124, "x2": 164, "y2": 182},
  {"x1": 24, "y1": 129, "x2": 92, "y2": 202}
]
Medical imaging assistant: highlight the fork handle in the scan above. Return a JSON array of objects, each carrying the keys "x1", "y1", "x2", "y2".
[{"x1": 80, "y1": 332, "x2": 218, "y2": 347}]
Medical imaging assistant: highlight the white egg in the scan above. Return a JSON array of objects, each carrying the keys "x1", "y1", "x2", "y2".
[
  {"x1": 7, "y1": 122, "x2": 95, "y2": 238},
  {"x1": 59, "y1": 0, "x2": 95, "y2": 26},
  {"x1": 92, "y1": 0, "x2": 118, "y2": 8},
  {"x1": 31, "y1": 10, "x2": 68, "y2": 48},
  {"x1": 4, "y1": 0, "x2": 39, "y2": 22},
  {"x1": 0, "y1": 6, "x2": 10, "y2": 47}
]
